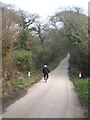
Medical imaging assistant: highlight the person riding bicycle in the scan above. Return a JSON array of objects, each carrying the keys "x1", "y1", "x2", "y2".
[{"x1": 43, "y1": 65, "x2": 49, "y2": 81}]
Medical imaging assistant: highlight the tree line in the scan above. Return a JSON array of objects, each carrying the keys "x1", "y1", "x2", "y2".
[{"x1": 1, "y1": 3, "x2": 88, "y2": 82}]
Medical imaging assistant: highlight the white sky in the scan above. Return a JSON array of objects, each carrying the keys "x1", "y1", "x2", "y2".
[{"x1": 1, "y1": 0, "x2": 90, "y2": 18}]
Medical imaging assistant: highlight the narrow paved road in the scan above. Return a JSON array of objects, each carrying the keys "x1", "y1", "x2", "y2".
[{"x1": 2, "y1": 53, "x2": 86, "y2": 118}]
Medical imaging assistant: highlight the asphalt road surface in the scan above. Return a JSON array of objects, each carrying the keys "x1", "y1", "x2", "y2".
[{"x1": 2, "y1": 53, "x2": 86, "y2": 118}]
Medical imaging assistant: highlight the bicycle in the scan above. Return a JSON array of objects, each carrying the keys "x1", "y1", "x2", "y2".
[{"x1": 44, "y1": 74, "x2": 48, "y2": 83}]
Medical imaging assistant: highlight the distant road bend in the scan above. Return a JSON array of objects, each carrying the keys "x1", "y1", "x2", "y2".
[{"x1": 2, "y1": 53, "x2": 86, "y2": 118}]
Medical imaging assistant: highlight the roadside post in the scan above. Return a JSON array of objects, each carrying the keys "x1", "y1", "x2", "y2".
[
  {"x1": 79, "y1": 71, "x2": 81, "y2": 79},
  {"x1": 28, "y1": 71, "x2": 30, "y2": 77}
]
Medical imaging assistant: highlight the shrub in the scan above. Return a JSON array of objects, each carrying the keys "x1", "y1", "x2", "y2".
[{"x1": 12, "y1": 50, "x2": 32, "y2": 71}]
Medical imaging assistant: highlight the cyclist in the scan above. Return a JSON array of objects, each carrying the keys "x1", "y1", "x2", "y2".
[{"x1": 43, "y1": 65, "x2": 49, "y2": 82}]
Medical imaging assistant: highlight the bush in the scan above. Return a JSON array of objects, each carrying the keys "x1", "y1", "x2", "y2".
[
  {"x1": 12, "y1": 50, "x2": 32, "y2": 71},
  {"x1": 69, "y1": 47, "x2": 88, "y2": 78}
]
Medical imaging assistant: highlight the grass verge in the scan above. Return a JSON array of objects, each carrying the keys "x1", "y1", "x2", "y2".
[
  {"x1": 69, "y1": 66, "x2": 88, "y2": 108},
  {"x1": 2, "y1": 71, "x2": 42, "y2": 104}
]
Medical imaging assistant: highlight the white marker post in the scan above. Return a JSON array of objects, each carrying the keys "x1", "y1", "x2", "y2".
[
  {"x1": 28, "y1": 71, "x2": 30, "y2": 77},
  {"x1": 79, "y1": 72, "x2": 81, "y2": 79}
]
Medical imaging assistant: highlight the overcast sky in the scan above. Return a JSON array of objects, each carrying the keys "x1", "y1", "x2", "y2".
[{"x1": 1, "y1": 0, "x2": 90, "y2": 18}]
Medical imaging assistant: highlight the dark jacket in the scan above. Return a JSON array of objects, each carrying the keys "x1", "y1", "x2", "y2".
[{"x1": 43, "y1": 67, "x2": 49, "y2": 74}]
